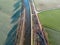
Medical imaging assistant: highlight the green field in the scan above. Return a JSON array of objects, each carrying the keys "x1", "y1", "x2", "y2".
[{"x1": 38, "y1": 8, "x2": 60, "y2": 45}]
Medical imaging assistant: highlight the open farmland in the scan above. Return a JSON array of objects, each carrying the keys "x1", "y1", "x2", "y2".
[
  {"x1": 38, "y1": 8, "x2": 60, "y2": 45},
  {"x1": 0, "y1": 0, "x2": 14, "y2": 45}
]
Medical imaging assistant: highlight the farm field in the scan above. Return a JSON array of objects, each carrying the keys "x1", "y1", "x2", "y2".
[
  {"x1": 38, "y1": 8, "x2": 60, "y2": 45},
  {"x1": 0, "y1": 0, "x2": 13, "y2": 45}
]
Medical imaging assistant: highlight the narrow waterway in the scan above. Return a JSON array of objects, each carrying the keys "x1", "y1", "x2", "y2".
[{"x1": 23, "y1": 0, "x2": 31, "y2": 45}]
